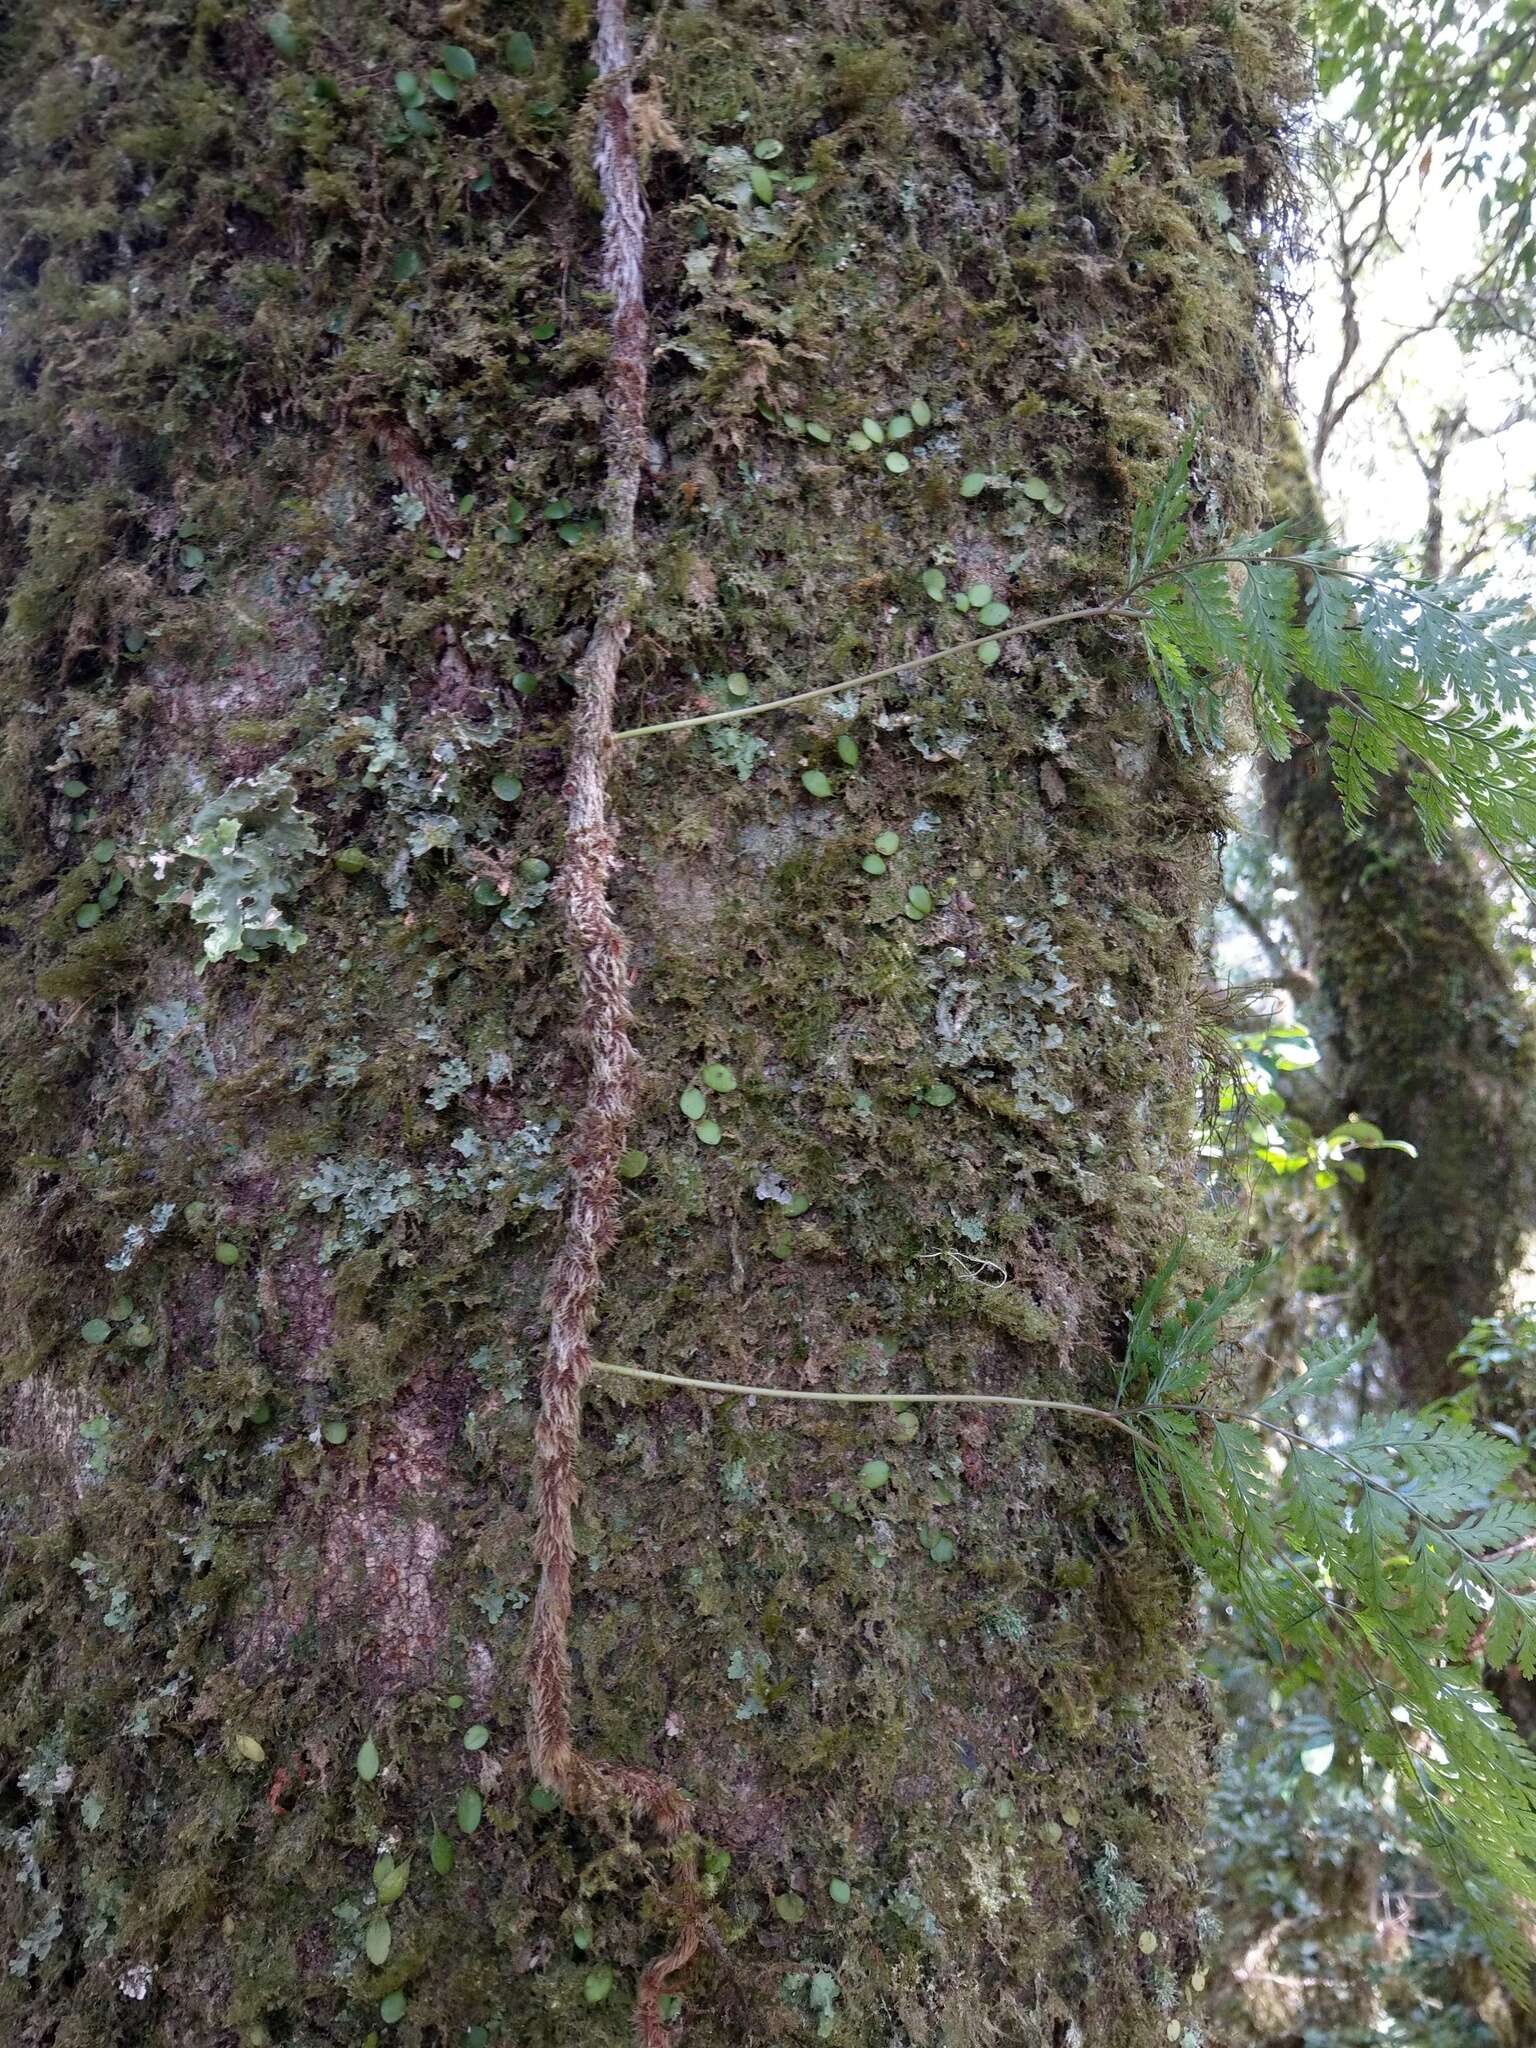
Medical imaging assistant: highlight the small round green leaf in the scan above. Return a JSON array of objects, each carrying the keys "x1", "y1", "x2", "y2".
[
  {"x1": 376, "y1": 1859, "x2": 409, "y2": 1905},
  {"x1": 701, "y1": 1063, "x2": 737, "y2": 1093},
  {"x1": 753, "y1": 138, "x2": 784, "y2": 160},
  {"x1": 836, "y1": 734, "x2": 860, "y2": 766},
  {"x1": 380, "y1": 1990, "x2": 406, "y2": 2025},
  {"x1": 504, "y1": 29, "x2": 535, "y2": 71},
  {"x1": 886, "y1": 442, "x2": 909, "y2": 471},
  {"x1": 862, "y1": 853, "x2": 886, "y2": 875},
  {"x1": 806, "y1": 423, "x2": 832, "y2": 444},
  {"x1": 617, "y1": 1149, "x2": 648, "y2": 1179},
  {"x1": 874, "y1": 831, "x2": 900, "y2": 855},
  {"x1": 356, "y1": 1737, "x2": 380, "y2": 1782},
  {"x1": 801, "y1": 769, "x2": 833, "y2": 798},
  {"x1": 859, "y1": 1458, "x2": 891, "y2": 1490},
  {"x1": 322, "y1": 1419, "x2": 349, "y2": 1445},
  {"x1": 977, "y1": 639, "x2": 1001, "y2": 666},
  {"x1": 910, "y1": 397, "x2": 932, "y2": 427},
  {"x1": 392, "y1": 249, "x2": 421, "y2": 282},
  {"x1": 960, "y1": 471, "x2": 989, "y2": 497},
  {"x1": 463, "y1": 1724, "x2": 490, "y2": 1751},
  {"x1": 457, "y1": 1786, "x2": 482, "y2": 1833},
  {"x1": 584, "y1": 1966, "x2": 615, "y2": 2004},
  {"x1": 921, "y1": 568, "x2": 946, "y2": 600},
  {"x1": 81, "y1": 1318, "x2": 112, "y2": 1345},
  {"x1": 441, "y1": 43, "x2": 477, "y2": 79},
  {"x1": 774, "y1": 1892, "x2": 807, "y2": 1924},
  {"x1": 214, "y1": 1241, "x2": 241, "y2": 1266},
  {"x1": 694, "y1": 1119, "x2": 722, "y2": 1146},
  {"x1": 860, "y1": 416, "x2": 885, "y2": 444},
  {"x1": 978, "y1": 601, "x2": 1010, "y2": 627},
  {"x1": 92, "y1": 840, "x2": 117, "y2": 864},
  {"x1": 887, "y1": 414, "x2": 913, "y2": 440},
  {"x1": 62, "y1": 778, "x2": 88, "y2": 798},
  {"x1": 492, "y1": 773, "x2": 522, "y2": 802},
  {"x1": 235, "y1": 1732, "x2": 266, "y2": 1763},
  {"x1": 680, "y1": 1086, "x2": 708, "y2": 1121},
  {"x1": 829, "y1": 1877, "x2": 852, "y2": 1905},
  {"x1": 75, "y1": 903, "x2": 101, "y2": 929},
  {"x1": 749, "y1": 165, "x2": 775, "y2": 204},
  {"x1": 529, "y1": 1782, "x2": 559, "y2": 1812},
  {"x1": 922, "y1": 1081, "x2": 956, "y2": 1106},
  {"x1": 366, "y1": 1915, "x2": 392, "y2": 1967},
  {"x1": 929, "y1": 1534, "x2": 957, "y2": 1563},
  {"x1": 265, "y1": 12, "x2": 300, "y2": 58},
  {"x1": 847, "y1": 432, "x2": 871, "y2": 454},
  {"x1": 431, "y1": 1825, "x2": 455, "y2": 1874},
  {"x1": 905, "y1": 884, "x2": 933, "y2": 915}
]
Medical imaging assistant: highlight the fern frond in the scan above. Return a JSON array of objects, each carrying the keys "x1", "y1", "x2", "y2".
[
  {"x1": 1129, "y1": 437, "x2": 1193, "y2": 583},
  {"x1": 1119, "y1": 1249, "x2": 1536, "y2": 1993},
  {"x1": 1130, "y1": 435, "x2": 1536, "y2": 889}
]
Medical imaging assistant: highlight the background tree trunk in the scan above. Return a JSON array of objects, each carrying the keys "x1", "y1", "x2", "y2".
[
  {"x1": 1260, "y1": 427, "x2": 1536, "y2": 1410},
  {"x1": 1256, "y1": 418, "x2": 1536, "y2": 2048},
  {"x1": 0, "y1": 4, "x2": 1294, "y2": 2042}
]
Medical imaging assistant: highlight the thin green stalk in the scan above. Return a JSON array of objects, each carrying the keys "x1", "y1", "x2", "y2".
[
  {"x1": 611, "y1": 599, "x2": 1138, "y2": 741},
  {"x1": 591, "y1": 1359, "x2": 1155, "y2": 1449}
]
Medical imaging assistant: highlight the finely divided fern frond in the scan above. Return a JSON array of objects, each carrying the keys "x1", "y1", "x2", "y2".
[
  {"x1": 1121, "y1": 1254, "x2": 1536, "y2": 1993},
  {"x1": 1133, "y1": 436, "x2": 1536, "y2": 890}
]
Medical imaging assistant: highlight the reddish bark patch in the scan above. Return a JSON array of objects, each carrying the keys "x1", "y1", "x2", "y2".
[{"x1": 250, "y1": 1372, "x2": 463, "y2": 1692}]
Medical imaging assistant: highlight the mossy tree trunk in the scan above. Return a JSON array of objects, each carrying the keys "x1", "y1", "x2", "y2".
[
  {"x1": 1261, "y1": 431, "x2": 1536, "y2": 1411},
  {"x1": 0, "y1": 4, "x2": 1293, "y2": 2043}
]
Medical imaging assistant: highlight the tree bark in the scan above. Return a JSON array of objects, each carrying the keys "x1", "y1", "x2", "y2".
[
  {"x1": 0, "y1": 4, "x2": 1295, "y2": 2042},
  {"x1": 1260, "y1": 428, "x2": 1536, "y2": 1410}
]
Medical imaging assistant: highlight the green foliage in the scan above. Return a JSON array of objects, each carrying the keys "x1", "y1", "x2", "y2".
[
  {"x1": 1206, "y1": 1630, "x2": 1501, "y2": 2048},
  {"x1": 1120, "y1": 1252, "x2": 1536, "y2": 1991},
  {"x1": 1316, "y1": 0, "x2": 1536, "y2": 275},
  {"x1": 1206, "y1": 1017, "x2": 1418, "y2": 1188},
  {"x1": 1135, "y1": 438, "x2": 1536, "y2": 887}
]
